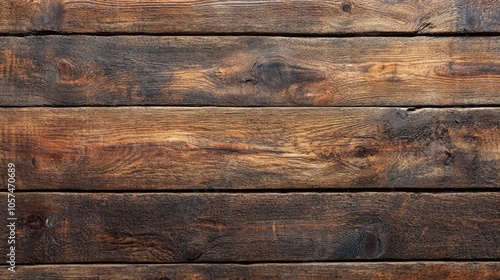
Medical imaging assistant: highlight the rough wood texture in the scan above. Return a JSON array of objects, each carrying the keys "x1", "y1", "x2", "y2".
[
  {"x1": 2, "y1": 263, "x2": 500, "y2": 279},
  {"x1": 1, "y1": 192, "x2": 499, "y2": 263},
  {"x1": 0, "y1": 0, "x2": 498, "y2": 34},
  {"x1": 1, "y1": 107, "x2": 499, "y2": 190},
  {"x1": 1, "y1": 36, "x2": 499, "y2": 106},
  {"x1": 1, "y1": 0, "x2": 499, "y2": 276}
]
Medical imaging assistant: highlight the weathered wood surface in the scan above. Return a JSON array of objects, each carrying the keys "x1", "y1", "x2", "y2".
[
  {"x1": 0, "y1": 0, "x2": 498, "y2": 34},
  {"x1": 2, "y1": 192, "x2": 499, "y2": 263},
  {"x1": 1, "y1": 36, "x2": 499, "y2": 107},
  {"x1": 2, "y1": 263, "x2": 500, "y2": 280},
  {"x1": 1, "y1": 107, "x2": 499, "y2": 190}
]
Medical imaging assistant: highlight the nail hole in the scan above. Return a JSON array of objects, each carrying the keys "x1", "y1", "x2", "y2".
[{"x1": 342, "y1": 3, "x2": 352, "y2": 13}]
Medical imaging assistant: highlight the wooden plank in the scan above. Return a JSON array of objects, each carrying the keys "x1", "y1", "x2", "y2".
[
  {"x1": 1, "y1": 107, "x2": 499, "y2": 190},
  {"x1": 1, "y1": 193, "x2": 499, "y2": 263},
  {"x1": 0, "y1": 0, "x2": 498, "y2": 34},
  {"x1": 2, "y1": 263, "x2": 500, "y2": 279},
  {"x1": 0, "y1": 36, "x2": 499, "y2": 107}
]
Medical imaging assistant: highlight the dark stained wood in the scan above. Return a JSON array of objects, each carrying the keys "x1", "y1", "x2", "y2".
[
  {"x1": 1, "y1": 0, "x2": 498, "y2": 275},
  {"x1": 0, "y1": 36, "x2": 499, "y2": 106},
  {"x1": 1, "y1": 192, "x2": 499, "y2": 263},
  {"x1": 0, "y1": 0, "x2": 498, "y2": 34},
  {"x1": 1, "y1": 107, "x2": 499, "y2": 190},
  {"x1": 2, "y1": 263, "x2": 500, "y2": 279}
]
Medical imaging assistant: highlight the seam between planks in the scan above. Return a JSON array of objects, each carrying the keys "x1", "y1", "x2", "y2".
[
  {"x1": 1, "y1": 106, "x2": 500, "y2": 109},
  {"x1": 1, "y1": 32, "x2": 500, "y2": 38},
  {"x1": 3, "y1": 189, "x2": 500, "y2": 194},
  {"x1": 3, "y1": 260, "x2": 500, "y2": 266}
]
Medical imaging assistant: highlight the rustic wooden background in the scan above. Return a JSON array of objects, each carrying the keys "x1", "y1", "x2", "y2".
[{"x1": 1, "y1": 0, "x2": 499, "y2": 279}]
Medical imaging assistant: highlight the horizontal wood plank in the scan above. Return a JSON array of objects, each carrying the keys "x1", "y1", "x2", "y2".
[
  {"x1": 2, "y1": 263, "x2": 500, "y2": 279},
  {"x1": 0, "y1": 1, "x2": 498, "y2": 34},
  {"x1": 1, "y1": 193, "x2": 499, "y2": 263},
  {"x1": 0, "y1": 36, "x2": 499, "y2": 106},
  {"x1": 1, "y1": 107, "x2": 499, "y2": 190}
]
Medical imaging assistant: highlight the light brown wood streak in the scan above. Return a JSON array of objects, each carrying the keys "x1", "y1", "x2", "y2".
[
  {"x1": 0, "y1": 36, "x2": 499, "y2": 106},
  {"x1": 0, "y1": 0, "x2": 498, "y2": 34},
  {"x1": 1, "y1": 263, "x2": 500, "y2": 279},
  {"x1": 0, "y1": 107, "x2": 498, "y2": 190}
]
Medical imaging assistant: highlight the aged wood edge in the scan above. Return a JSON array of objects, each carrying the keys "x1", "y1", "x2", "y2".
[
  {"x1": 0, "y1": 262, "x2": 499, "y2": 279},
  {"x1": 1, "y1": 36, "x2": 499, "y2": 107},
  {"x1": 1, "y1": 32, "x2": 500, "y2": 37},
  {"x1": 0, "y1": 0, "x2": 498, "y2": 34}
]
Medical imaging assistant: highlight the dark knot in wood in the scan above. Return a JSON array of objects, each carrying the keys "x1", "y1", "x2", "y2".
[{"x1": 25, "y1": 215, "x2": 45, "y2": 231}]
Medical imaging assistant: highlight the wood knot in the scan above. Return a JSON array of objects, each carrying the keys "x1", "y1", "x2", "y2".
[
  {"x1": 342, "y1": 3, "x2": 352, "y2": 13},
  {"x1": 256, "y1": 60, "x2": 289, "y2": 90},
  {"x1": 254, "y1": 58, "x2": 323, "y2": 91},
  {"x1": 57, "y1": 59, "x2": 75, "y2": 80},
  {"x1": 443, "y1": 150, "x2": 455, "y2": 166},
  {"x1": 185, "y1": 246, "x2": 203, "y2": 262},
  {"x1": 25, "y1": 215, "x2": 45, "y2": 231},
  {"x1": 361, "y1": 230, "x2": 384, "y2": 259},
  {"x1": 333, "y1": 224, "x2": 386, "y2": 259},
  {"x1": 354, "y1": 146, "x2": 376, "y2": 158}
]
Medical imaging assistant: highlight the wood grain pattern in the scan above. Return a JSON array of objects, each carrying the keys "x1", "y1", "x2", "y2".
[
  {"x1": 1, "y1": 0, "x2": 498, "y2": 275},
  {"x1": 0, "y1": 0, "x2": 498, "y2": 34},
  {"x1": 1, "y1": 36, "x2": 499, "y2": 106},
  {"x1": 2, "y1": 263, "x2": 500, "y2": 280},
  {"x1": 2, "y1": 107, "x2": 499, "y2": 190},
  {"x1": 1, "y1": 192, "x2": 499, "y2": 263}
]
